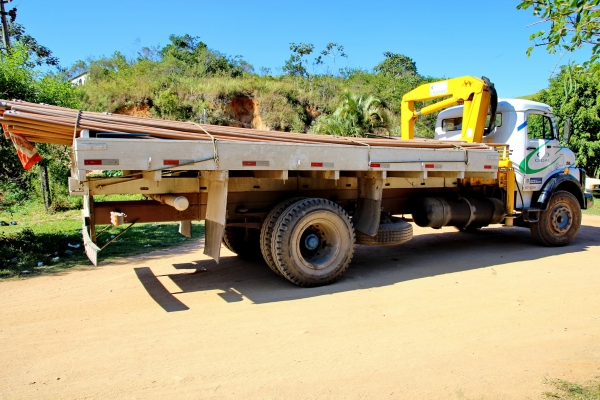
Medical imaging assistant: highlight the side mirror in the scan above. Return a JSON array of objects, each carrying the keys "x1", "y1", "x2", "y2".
[{"x1": 563, "y1": 118, "x2": 572, "y2": 141}]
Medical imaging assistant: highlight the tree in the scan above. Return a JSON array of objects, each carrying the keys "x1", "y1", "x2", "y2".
[
  {"x1": 535, "y1": 63, "x2": 600, "y2": 177},
  {"x1": 0, "y1": 42, "x2": 79, "y2": 207},
  {"x1": 159, "y1": 34, "x2": 252, "y2": 77},
  {"x1": 283, "y1": 42, "x2": 315, "y2": 77},
  {"x1": 315, "y1": 43, "x2": 347, "y2": 76},
  {"x1": 310, "y1": 92, "x2": 389, "y2": 137},
  {"x1": 5, "y1": 23, "x2": 59, "y2": 66},
  {"x1": 374, "y1": 52, "x2": 417, "y2": 78},
  {"x1": 517, "y1": 0, "x2": 600, "y2": 63}
]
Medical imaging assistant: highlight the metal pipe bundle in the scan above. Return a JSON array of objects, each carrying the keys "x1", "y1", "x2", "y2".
[{"x1": 0, "y1": 99, "x2": 493, "y2": 150}]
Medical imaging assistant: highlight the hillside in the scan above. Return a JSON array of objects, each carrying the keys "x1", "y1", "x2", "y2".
[{"x1": 73, "y1": 35, "x2": 440, "y2": 138}]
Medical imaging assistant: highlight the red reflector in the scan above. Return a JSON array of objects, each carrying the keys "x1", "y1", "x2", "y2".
[
  {"x1": 311, "y1": 162, "x2": 324, "y2": 167},
  {"x1": 424, "y1": 163, "x2": 435, "y2": 169},
  {"x1": 84, "y1": 160, "x2": 102, "y2": 165},
  {"x1": 242, "y1": 161, "x2": 257, "y2": 166},
  {"x1": 484, "y1": 165, "x2": 492, "y2": 169},
  {"x1": 371, "y1": 163, "x2": 381, "y2": 168},
  {"x1": 164, "y1": 160, "x2": 179, "y2": 165}
]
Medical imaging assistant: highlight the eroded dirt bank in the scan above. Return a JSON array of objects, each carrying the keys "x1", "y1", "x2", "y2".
[{"x1": 1, "y1": 216, "x2": 599, "y2": 399}]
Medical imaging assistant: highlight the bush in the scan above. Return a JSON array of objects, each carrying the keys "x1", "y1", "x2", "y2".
[{"x1": 0, "y1": 228, "x2": 81, "y2": 277}]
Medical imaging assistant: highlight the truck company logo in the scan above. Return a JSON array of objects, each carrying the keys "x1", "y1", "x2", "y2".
[
  {"x1": 430, "y1": 82, "x2": 448, "y2": 96},
  {"x1": 535, "y1": 150, "x2": 549, "y2": 163},
  {"x1": 518, "y1": 140, "x2": 562, "y2": 174}
]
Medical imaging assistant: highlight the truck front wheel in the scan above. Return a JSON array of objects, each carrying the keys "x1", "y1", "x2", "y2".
[
  {"x1": 272, "y1": 198, "x2": 355, "y2": 287},
  {"x1": 530, "y1": 190, "x2": 581, "y2": 246}
]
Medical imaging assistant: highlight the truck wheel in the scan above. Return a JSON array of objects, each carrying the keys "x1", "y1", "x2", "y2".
[
  {"x1": 356, "y1": 218, "x2": 413, "y2": 246},
  {"x1": 260, "y1": 197, "x2": 305, "y2": 276},
  {"x1": 530, "y1": 190, "x2": 581, "y2": 246},
  {"x1": 272, "y1": 198, "x2": 355, "y2": 287},
  {"x1": 222, "y1": 226, "x2": 263, "y2": 260}
]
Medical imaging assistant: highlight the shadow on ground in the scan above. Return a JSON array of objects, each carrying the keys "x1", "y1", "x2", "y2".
[{"x1": 134, "y1": 223, "x2": 600, "y2": 311}]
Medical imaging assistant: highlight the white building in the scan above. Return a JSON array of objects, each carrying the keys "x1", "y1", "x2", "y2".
[{"x1": 70, "y1": 72, "x2": 90, "y2": 86}]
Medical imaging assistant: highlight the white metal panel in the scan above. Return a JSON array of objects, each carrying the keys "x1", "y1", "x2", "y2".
[{"x1": 74, "y1": 137, "x2": 500, "y2": 175}]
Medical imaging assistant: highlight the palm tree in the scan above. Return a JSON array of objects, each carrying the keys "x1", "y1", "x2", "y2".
[{"x1": 310, "y1": 92, "x2": 389, "y2": 137}]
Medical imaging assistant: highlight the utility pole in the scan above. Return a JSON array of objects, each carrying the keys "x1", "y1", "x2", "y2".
[{"x1": 0, "y1": 0, "x2": 12, "y2": 49}]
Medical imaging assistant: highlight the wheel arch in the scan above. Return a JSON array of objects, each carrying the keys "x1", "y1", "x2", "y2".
[{"x1": 535, "y1": 173, "x2": 585, "y2": 210}]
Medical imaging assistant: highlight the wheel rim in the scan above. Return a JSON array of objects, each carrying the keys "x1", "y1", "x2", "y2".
[
  {"x1": 549, "y1": 204, "x2": 573, "y2": 235},
  {"x1": 293, "y1": 217, "x2": 342, "y2": 272}
]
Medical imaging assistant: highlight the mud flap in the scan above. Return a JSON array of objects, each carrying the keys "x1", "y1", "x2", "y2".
[
  {"x1": 82, "y1": 195, "x2": 99, "y2": 266},
  {"x1": 203, "y1": 171, "x2": 229, "y2": 263},
  {"x1": 353, "y1": 172, "x2": 384, "y2": 236},
  {"x1": 179, "y1": 220, "x2": 192, "y2": 238},
  {"x1": 82, "y1": 222, "x2": 100, "y2": 266}
]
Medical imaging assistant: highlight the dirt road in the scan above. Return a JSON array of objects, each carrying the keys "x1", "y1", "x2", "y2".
[{"x1": 1, "y1": 216, "x2": 600, "y2": 399}]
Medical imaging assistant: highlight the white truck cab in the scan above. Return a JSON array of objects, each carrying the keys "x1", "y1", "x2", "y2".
[{"x1": 436, "y1": 98, "x2": 588, "y2": 211}]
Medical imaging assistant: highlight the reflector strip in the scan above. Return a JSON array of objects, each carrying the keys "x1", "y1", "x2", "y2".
[
  {"x1": 84, "y1": 159, "x2": 119, "y2": 166},
  {"x1": 484, "y1": 165, "x2": 493, "y2": 169},
  {"x1": 424, "y1": 163, "x2": 435, "y2": 169},
  {"x1": 310, "y1": 162, "x2": 334, "y2": 168},
  {"x1": 370, "y1": 163, "x2": 390, "y2": 169},
  {"x1": 163, "y1": 159, "x2": 192, "y2": 166},
  {"x1": 242, "y1": 161, "x2": 269, "y2": 167}
]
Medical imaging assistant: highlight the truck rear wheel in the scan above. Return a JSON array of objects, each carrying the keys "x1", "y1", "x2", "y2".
[
  {"x1": 530, "y1": 190, "x2": 581, "y2": 246},
  {"x1": 272, "y1": 198, "x2": 355, "y2": 287},
  {"x1": 222, "y1": 226, "x2": 263, "y2": 260},
  {"x1": 260, "y1": 197, "x2": 305, "y2": 276}
]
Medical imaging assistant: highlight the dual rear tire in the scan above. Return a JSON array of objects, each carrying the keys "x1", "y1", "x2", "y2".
[
  {"x1": 266, "y1": 198, "x2": 355, "y2": 287},
  {"x1": 229, "y1": 198, "x2": 414, "y2": 287}
]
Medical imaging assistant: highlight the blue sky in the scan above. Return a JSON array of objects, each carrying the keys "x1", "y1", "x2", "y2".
[{"x1": 12, "y1": 0, "x2": 591, "y2": 98}]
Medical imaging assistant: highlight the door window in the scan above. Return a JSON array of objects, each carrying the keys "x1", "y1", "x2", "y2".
[{"x1": 527, "y1": 114, "x2": 554, "y2": 140}]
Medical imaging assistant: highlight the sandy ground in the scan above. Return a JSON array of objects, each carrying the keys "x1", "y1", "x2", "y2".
[{"x1": 1, "y1": 215, "x2": 600, "y2": 400}]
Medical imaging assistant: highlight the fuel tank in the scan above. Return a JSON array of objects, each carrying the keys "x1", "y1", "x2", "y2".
[{"x1": 412, "y1": 197, "x2": 505, "y2": 229}]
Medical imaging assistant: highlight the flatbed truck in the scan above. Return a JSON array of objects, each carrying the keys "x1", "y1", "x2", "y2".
[{"x1": 64, "y1": 76, "x2": 593, "y2": 286}]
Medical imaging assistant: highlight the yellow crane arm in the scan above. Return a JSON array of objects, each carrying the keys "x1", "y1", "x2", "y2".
[{"x1": 401, "y1": 76, "x2": 496, "y2": 143}]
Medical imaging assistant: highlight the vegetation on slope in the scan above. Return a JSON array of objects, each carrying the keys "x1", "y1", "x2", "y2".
[{"x1": 68, "y1": 35, "x2": 439, "y2": 137}]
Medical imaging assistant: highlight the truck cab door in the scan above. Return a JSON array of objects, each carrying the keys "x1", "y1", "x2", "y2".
[{"x1": 520, "y1": 112, "x2": 560, "y2": 191}]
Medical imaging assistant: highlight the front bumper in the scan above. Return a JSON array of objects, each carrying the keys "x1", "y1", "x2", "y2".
[
  {"x1": 584, "y1": 192, "x2": 595, "y2": 209},
  {"x1": 585, "y1": 188, "x2": 600, "y2": 197}
]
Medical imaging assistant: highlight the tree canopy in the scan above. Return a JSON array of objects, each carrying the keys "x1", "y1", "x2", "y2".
[
  {"x1": 535, "y1": 63, "x2": 600, "y2": 176},
  {"x1": 518, "y1": 0, "x2": 600, "y2": 63},
  {"x1": 5, "y1": 22, "x2": 59, "y2": 67},
  {"x1": 374, "y1": 52, "x2": 418, "y2": 78}
]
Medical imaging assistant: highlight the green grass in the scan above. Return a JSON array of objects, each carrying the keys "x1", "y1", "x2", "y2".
[
  {"x1": 0, "y1": 200, "x2": 204, "y2": 278},
  {"x1": 583, "y1": 199, "x2": 600, "y2": 216},
  {"x1": 543, "y1": 377, "x2": 600, "y2": 399}
]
